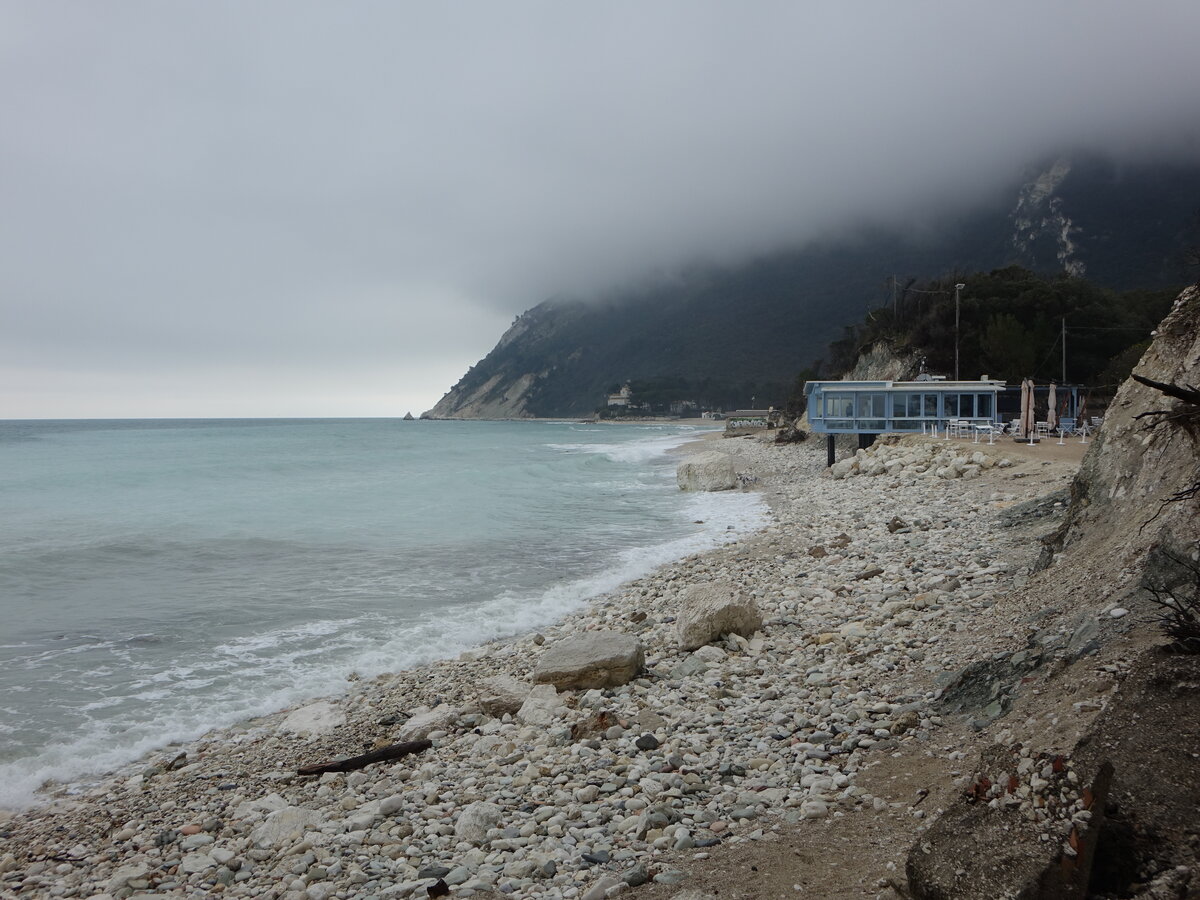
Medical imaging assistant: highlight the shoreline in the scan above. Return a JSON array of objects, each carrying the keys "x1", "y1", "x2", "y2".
[
  {"x1": 0, "y1": 421, "x2": 738, "y2": 814},
  {"x1": 1, "y1": 434, "x2": 1096, "y2": 899}
]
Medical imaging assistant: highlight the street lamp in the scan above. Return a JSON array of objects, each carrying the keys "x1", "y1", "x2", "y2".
[{"x1": 954, "y1": 283, "x2": 965, "y2": 381}]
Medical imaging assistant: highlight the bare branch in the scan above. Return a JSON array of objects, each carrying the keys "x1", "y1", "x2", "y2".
[{"x1": 1131, "y1": 373, "x2": 1200, "y2": 405}]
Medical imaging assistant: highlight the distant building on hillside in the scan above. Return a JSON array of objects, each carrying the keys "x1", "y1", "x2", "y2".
[{"x1": 607, "y1": 384, "x2": 633, "y2": 407}]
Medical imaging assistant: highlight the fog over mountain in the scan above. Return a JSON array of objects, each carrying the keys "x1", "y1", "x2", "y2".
[{"x1": 2, "y1": 1, "x2": 1199, "y2": 417}]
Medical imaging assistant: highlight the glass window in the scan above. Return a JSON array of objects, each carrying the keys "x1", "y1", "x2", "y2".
[
  {"x1": 958, "y1": 395, "x2": 975, "y2": 417},
  {"x1": 945, "y1": 394, "x2": 959, "y2": 417},
  {"x1": 897, "y1": 394, "x2": 923, "y2": 417},
  {"x1": 825, "y1": 393, "x2": 853, "y2": 418},
  {"x1": 977, "y1": 394, "x2": 993, "y2": 418},
  {"x1": 855, "y1": 394, "x2": 885, "y2": 418},
  {"x1": 923, "y1": 394, "x2": 937, "y2": 416}
]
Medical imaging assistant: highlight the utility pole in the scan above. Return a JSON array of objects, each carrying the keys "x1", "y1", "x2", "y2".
[
  {"x1": 954, "y1": 283, "x2": 965, "y2": 381},
  {"x1": 1061, "y1": 317, "x2": 1067, "y2": 384}
]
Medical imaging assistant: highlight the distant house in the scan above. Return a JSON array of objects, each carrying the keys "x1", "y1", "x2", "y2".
[{"x1": 607, "y1": 383, "x2": 633, "y2": 407}]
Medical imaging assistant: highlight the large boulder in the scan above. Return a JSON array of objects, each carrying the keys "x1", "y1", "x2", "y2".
[
  {"x1": 477, "y1": 674, "x2": 531, "y2": 716},
  {"x1": 533, "y1": 631, "x2": 644, "y2": 690},
  {"x1": 676, "y1": 451, "x2": 738, "y2": 491},
  {"x1": 675, "y1": 582, "x2": 763, "y2": 650}
]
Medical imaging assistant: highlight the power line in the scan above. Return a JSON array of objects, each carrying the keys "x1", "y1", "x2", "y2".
[{"x1": 1064, "y1": 325, "x2": 1153, "y2": 332}]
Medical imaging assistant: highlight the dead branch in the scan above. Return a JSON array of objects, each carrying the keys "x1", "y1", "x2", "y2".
[
  {"x1": 1143, "y1": 547, "x2": 1200, "y2": 654},
  {"x1": 1131, "y1": 373, "x2": 1200, "y2": 405},
  {"x1": 297, "y1": 739, "x2": 432, "y2": 776}
]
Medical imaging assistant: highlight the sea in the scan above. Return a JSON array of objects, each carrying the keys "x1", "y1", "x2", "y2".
[{"x1": 0, "y1": 418, "x2": 768, "y2": 809}]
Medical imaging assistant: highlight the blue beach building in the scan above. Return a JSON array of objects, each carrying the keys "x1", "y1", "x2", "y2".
[
  {"x1": 805, "y1": 376, "x2": 1008, "y2": 464},
  {"x1": 805, "y1": 377, "x2": 1005, "y2": 435}
]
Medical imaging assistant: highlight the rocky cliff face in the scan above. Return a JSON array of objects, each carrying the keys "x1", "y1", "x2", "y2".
[
  {"x1": 841, "y1": 339, "x2": 922, "y2": 382},
  {"x1": 1011, "y1": 157, "x2": 1085, "y2": 277},
  {"x1": 1042, "y1": 284, "x2": 1200, "y2": 570},
  {"x1": 423, "y1": 304, "x2": 587, "y2": 419},
  {"x1": 908, "y1": 287, "x2": 1200, "y2": 899}
]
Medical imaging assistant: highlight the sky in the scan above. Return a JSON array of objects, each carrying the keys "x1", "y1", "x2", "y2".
[{"x1": 2, "y1": 2, "x2": 1198, "y2": 418}]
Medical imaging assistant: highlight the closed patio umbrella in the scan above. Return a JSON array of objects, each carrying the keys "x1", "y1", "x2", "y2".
[
  {"x1": 1047, "y1": 383, "x2": 1057, "y2": 431},
  {"x1": 1020, "y1": 378, "x2": 1035, "y2": 440}
]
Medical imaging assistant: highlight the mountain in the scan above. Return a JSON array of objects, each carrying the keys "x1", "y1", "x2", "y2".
[{"x1": 425, "y1": 155, "x2": 1200, "y2": 419}]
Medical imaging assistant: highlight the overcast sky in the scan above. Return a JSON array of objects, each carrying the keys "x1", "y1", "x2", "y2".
[{"x1": 2, "y1": 1, "x2": 1198, "y2": 418}]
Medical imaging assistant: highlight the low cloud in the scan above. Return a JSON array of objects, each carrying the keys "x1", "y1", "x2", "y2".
[{"x1": 2, "y1": 1, "x2": 1198, "y2": 416}]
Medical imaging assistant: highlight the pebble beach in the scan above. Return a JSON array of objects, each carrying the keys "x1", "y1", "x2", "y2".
[{"x1": 0, "y1": 433, "x2": 1086, "y2": 900}]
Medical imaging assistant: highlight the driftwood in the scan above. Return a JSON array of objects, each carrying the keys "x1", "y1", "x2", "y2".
[{"x1": 297, "y1": 739, "x2": 432, "y2": 776}]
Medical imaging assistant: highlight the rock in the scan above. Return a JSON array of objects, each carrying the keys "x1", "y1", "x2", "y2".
[
  {"x1": 886, "y1": 516, "x2": 908, "y2": 533},
  {"x1": 830, "y1": 458, "x2": 858, "y2": 480},
  {"x1": 106, "y1": 863, "x2": 153, "y2": 893},
  {"x1": 517, "y1": 683, "x2": 567, "y2": 725},
  {"x1": 532, "y1": 631, "x2": 644, "y2": 690},
  {"x1": 800, "y1": 799, "x2": 828, "y2": 819},
  {"x1": 634, "y1": 709, "x2": 667, "y2": 731},
  {"x1": 853, "y1": 566, "x2": 885, "y2": 581},
  {"x1": 477, "y1": 674, "x2": 531, "y2": 716},
  {"x1": 675, "y1": 581, "x2": 763, "y2": 650},
  {"x1": 234, "y1": 791, "x2": 289, "y2": 821},
  {"x1": 692, "y1": 645, "x2": 727, "y2": 663},
  {"x1": 582, "y1": 875, "x2": 622, "y2": 900},
  {"x1": 635, "y1": 734, "x2": 660, "y2": 751},
  {"x1": 907, "y1": 744, "x2": 1114, "y2": 900},
  {"x1": 1067, "y1": 616, "x2": 1101, "y2": 659},
  {"x1": 379, "y1": 794, "x2": 405, "y2": 816},
  {"x1": 455, "y1": 801, "x2": 503, "y2": 845},
  {"x1": 279, "y1": 700, "x2": 345, "y2": 735},
  {"x1": 250, "y1": 806, "x2": 323, "y2": 849},
  {"x1": 179, "y1": 851, "x2": 212, "y2": 874},
  {"x1": 396, "y1": 704, "x2": 458, "y2": 742},
  {"x1": 671, "y1": 655, "x2": 709, "y2": 679},
  {"x1": 676, "y1": 451, "x2": 738, "y2": 492}
]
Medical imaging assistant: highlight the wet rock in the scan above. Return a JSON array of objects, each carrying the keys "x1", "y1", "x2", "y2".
[
  {"x1": 676, "y1": 451, "x2": 738, "y2": 492},
  {"x1": 279, "y1": 700, "x2": 345, "y2": 736}
]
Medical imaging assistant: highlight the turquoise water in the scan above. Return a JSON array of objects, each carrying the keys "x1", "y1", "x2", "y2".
[{"x1": 0, "y1": 419, "x2": 766, "y2": 808}]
